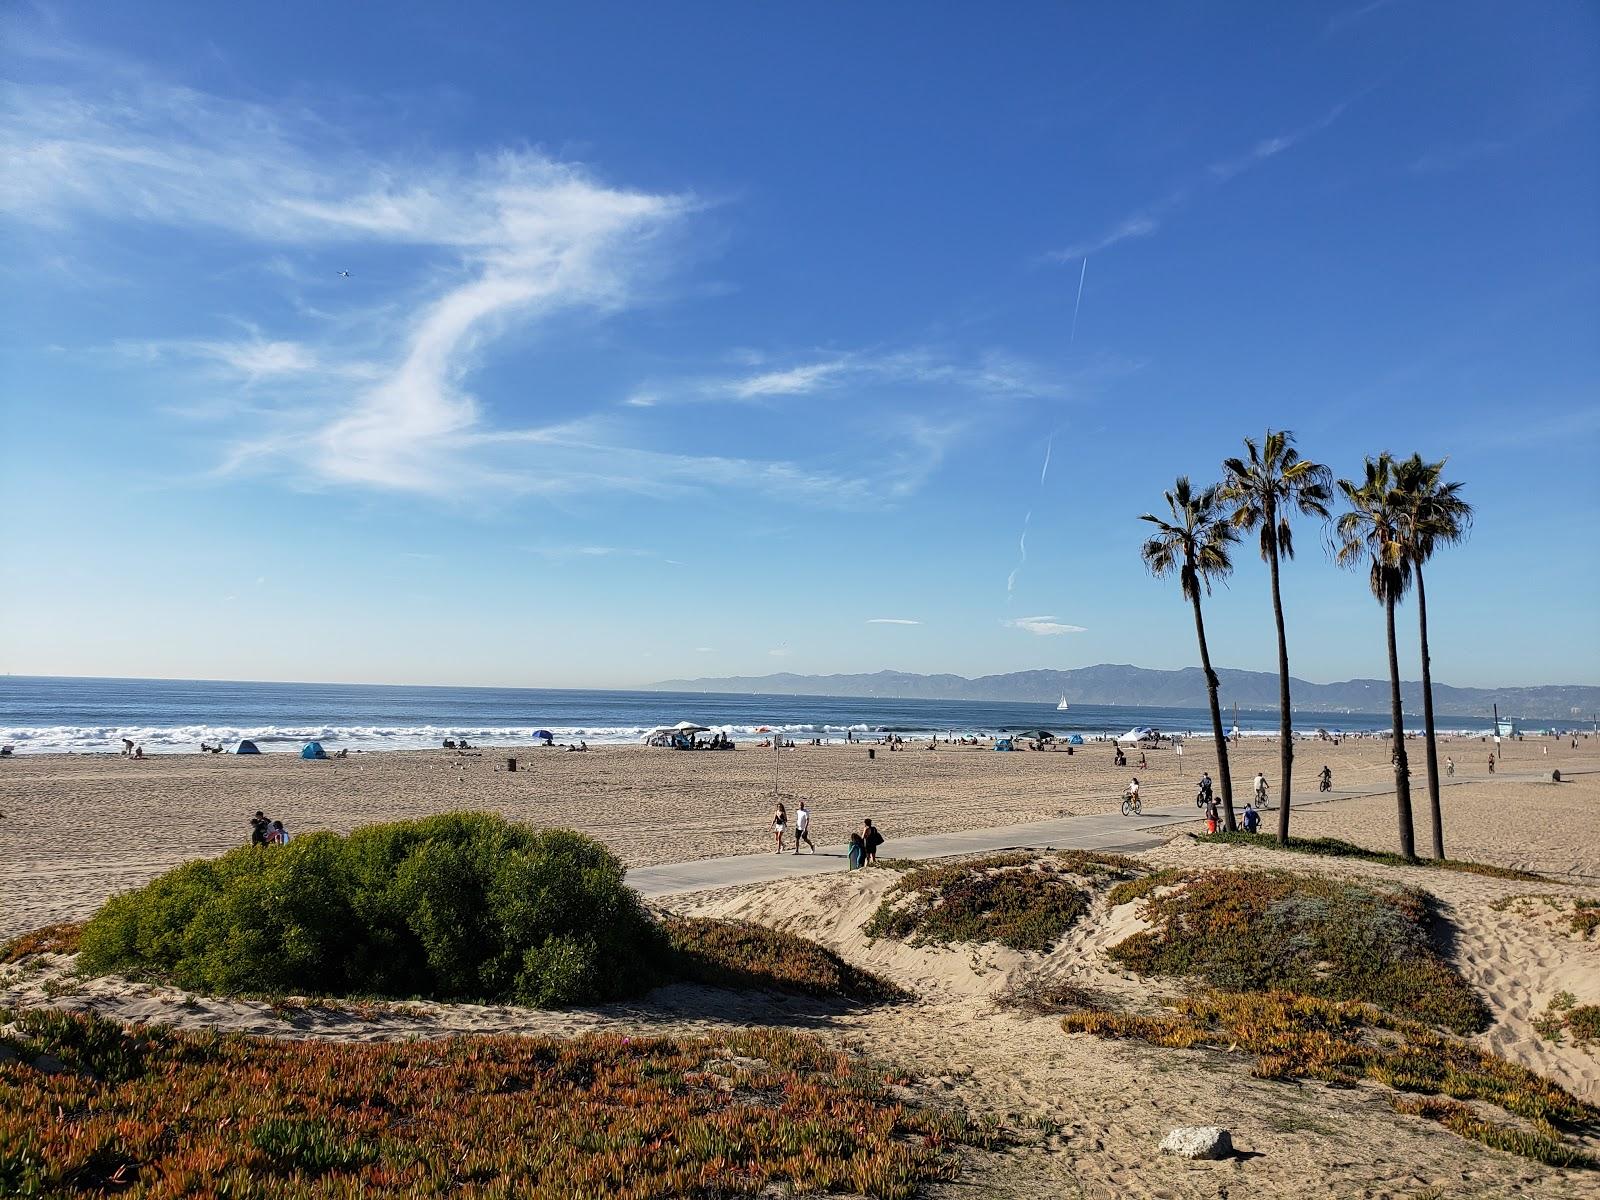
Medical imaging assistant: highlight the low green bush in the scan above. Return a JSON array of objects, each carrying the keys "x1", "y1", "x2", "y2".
[
  {"x1": 1107, "y1": 868, "x2": 1489, "y2": 1033},
  {"x1": 865, "y1": 851, "x2": 1137, "y2": 953},
  {"x1": 78, "y1": 813, "x2": 666, "y2": 1007}
]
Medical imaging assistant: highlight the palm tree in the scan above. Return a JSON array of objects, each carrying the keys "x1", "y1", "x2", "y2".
[
  {"x1": 1393, "y1": 453, "x2": 1472, "y2": 860},
  {"x1": 1334, "y1": 453, "x2": 1417, "y2": 860},
  {"x1": 1220, "y1": 431, "x2": 1332, "y2": 845},
  {"x1": 1140, "y1": 477, "x2": 1241, "y2": 829}
]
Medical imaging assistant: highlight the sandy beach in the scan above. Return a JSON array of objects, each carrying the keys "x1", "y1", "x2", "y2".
[
  {"x1": 4, "y1": 733, "x2": 1596, "y2": 937},
  {"x1": 5, "y1": 735, "x2": 1600, "y2": 1197},
  {"x1": 4, "y1": 759, "x2": 1598, "y2": 1197}
]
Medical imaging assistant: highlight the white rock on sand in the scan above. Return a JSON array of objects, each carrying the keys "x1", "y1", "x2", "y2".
[{"x1": 1160, "y1": 1126, "x2": 1234, "y2": 1160}]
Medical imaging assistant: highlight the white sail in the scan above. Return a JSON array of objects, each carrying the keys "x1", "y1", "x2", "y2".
[{"x1": 1056, "y1": 694, "x2": 1070, "y2": 711}]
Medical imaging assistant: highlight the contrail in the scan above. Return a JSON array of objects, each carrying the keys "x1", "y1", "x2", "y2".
[
  {"x1": 1008, "y1": 258, "x2": 1086, "y2": 602},
  {"x1": 1006, "y1": 510, "x2": 1031, "y2": 598},
  {"x1": 1068, "y1": 257, "x2": 1088, "y2": 348}
]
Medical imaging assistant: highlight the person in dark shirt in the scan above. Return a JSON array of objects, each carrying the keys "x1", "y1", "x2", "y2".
[{"x1": 860, "y1": 818, "x2": 884, "y2": 865}]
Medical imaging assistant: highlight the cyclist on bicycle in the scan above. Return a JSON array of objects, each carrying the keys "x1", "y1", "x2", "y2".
[
  {"x1": 1253, "y1": 772, "x2": 1269, "y2": 807},
  {"x1": 1318, "y1": 764, "x2": 1332, "y2": 792},
  {"x1": 1198, "y1": 771, "x2": 1214, "y2": 803}
]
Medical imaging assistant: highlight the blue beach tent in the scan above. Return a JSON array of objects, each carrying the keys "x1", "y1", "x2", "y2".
[
  {"x1": 300, "y1": 741, "x2": 328, "y2": 760},
  {"x1": 236, "y1": 740, "x2": 261, "y2": 754},
  {"x1": 1067, "y1": 734, "x2": 1085, "y2": 745},
  {"x1": 994, "y1": 737, "x2": 1014, "y2": 752}
]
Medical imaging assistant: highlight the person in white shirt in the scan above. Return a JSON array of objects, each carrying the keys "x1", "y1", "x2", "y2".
[
  {"x1": 270, "y1": 820, "x2": 291, "y2": 845},
  {"x1": 793, "y1": 800, "x2": 814, "y2": 854},
  {"x1": 1253, "y1": 773, "x2": 1269, "y2": 806}
]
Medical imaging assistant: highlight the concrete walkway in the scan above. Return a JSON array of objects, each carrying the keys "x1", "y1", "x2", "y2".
[
  {"x1": 629, "y1": 783, "x2": 1380, "y2": 898},
  {"x1": 628, "y1": 767, "x2": 1575, "y2": 898}
]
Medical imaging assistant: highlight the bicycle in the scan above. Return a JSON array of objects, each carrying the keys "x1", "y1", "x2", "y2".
[
  {"x1": 1194, "y1": 785, "x2": 1214, "y2": 809},
  {"x1": 1121, "y1": 790, "x2": 1142, "y2": 816}
]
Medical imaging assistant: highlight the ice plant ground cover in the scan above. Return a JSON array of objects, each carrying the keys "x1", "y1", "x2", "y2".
[
  {"x1": 1061, "y1": 867, "x2": 1599, "y2": 1167},
  {"x1": 0, "y1": 1007, "x2": 978, "y2": 1199}
]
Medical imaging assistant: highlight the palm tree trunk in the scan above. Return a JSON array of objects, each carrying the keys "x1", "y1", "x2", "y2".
[
  {"x1": 1189, "y1": 589, "x2": 1236, "y2": 830},
  {"x1": 1385, "y1": 593, "x2": 1416, "y2": 860},
  {"x1": 1415, "y1": 563, "x2": 1444, "y2": 859},
  {"x1": 1268, "y1": 543, "x2": 1294, "y2": 845}
]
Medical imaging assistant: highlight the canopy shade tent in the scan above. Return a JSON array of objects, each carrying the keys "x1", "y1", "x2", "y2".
[
  {"x1": 235, "y1": 740, "x2": 261, "y2": 754},
  {"x1": 673, "y1": 721, "x2": 709, "y2": 733},
  {"x1": 1116, "y1": 727, "x2": 1161, "y2": 745},
  {"x1": 301, "y1": 741, "x2": 328, "y2": 760},
  {"x1": 1021, "y1": 729, "x2": 1055, "y2": 741}
]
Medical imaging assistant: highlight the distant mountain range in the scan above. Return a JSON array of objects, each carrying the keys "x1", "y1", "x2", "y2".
[{"x1": 647, "y1": 664, "x2": 1600, "y2": 722}]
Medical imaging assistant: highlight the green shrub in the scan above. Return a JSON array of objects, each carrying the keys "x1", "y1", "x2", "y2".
[
  {"x1": 865, "y1": 851, "x2": 1135, "y2": 953},
  {"x1": 664, "y1": 916, "x2": 908, "y2": 1003},
  {"x1": 1107, "y1": 869, "x2": 1489, "y2": 1033},
  {"x1": 78, "y1": 813, "x2": 666, "y2": 1008}
]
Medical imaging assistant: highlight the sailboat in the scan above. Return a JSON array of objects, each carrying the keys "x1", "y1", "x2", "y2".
[{"x1": 1056, "y1": 694, "x2": 1070, "y2": 711}]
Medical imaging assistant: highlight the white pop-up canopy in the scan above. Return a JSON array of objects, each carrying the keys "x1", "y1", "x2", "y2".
[{"x1": 1116, "y1": 726, "x2": 1161, "y2": 745}]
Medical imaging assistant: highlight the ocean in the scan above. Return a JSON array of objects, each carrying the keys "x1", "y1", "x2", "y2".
[{"x1": 0, "y1": 676, "x2": 1497, "y2": 755}]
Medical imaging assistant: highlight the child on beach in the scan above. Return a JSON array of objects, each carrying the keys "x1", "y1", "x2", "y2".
[
  {"x1": 772, "y1": 803, "x2": 787, "y2": 852},
  {"x1": 793, "y1": 801, "x2": 814, "y2": 854}
]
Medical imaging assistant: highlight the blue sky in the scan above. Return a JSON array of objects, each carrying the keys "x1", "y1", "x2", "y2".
[{"x1": 2, "y1": 1, "x2": 1596, "y2": 691}]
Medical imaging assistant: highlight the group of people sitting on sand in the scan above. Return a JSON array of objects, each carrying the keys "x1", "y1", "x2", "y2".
[
  {"x1": 442, "y1": 738, "x2": 475, "y2": 750},
  {"x1": 695, "y1": 732, "x2": 736, "y2": 750},
  {"x1": 248, "y1": 810, "x2": 291, "y2": 846}
]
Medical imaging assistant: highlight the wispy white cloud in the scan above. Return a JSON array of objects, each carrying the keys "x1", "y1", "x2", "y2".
[
  {"x1": 866, "y1": 618, "x2": 921, "y2": 625},
  {"x1": 695, "y1": 646, "x2": 715, "y2": 652},
  {"x1": 1049, "y1": 103, "x2": 1350, "y2": 261},
  {"x1": 0, "y1": 44, "x2": 1018, "y2": 510},
  {"x1": 1002, "y1": 615, "x2": 1086, "y2": 636},
  {"x1": 634, "y1": 348, "x2": 1068, "y2": 410},
  {"x1": 768, "y1": 647, "x2": 791, "y2": 657}
]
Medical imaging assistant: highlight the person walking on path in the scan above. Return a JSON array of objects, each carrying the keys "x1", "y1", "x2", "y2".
[
  {"x1": 860, "y1": 818, "x2": 884, "y2": 865},
  {"x1": 847, "y1": 831, "x2": 866, "y2": 869},
  {"x1": 1241, "y1": 802, "x2": 1261, "y2": 834},
  {"x1": 1446, "y1": 756, "x2": 1455, "y2": 777},
  {"x1": 793, "y1": 801, "x2": 814, "y2": 853},
  {"x1": 771, "y1": 802, "x2": 787, "y2": 852},
  {"x1": 1488, "y1": 754, "x2": 1495, "y2": 774}
]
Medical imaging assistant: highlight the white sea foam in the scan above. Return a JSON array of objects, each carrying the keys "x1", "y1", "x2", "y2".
[{"x1": 0, "y1": 721, "x2": 1499, "y2": 755}]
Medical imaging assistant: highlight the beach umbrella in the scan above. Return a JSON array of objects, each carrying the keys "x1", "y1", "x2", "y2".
[
  {"x1": 533, "y1": 729, "x2": 553, "y2": 740},
  {"x1": 1024, "y1": 729, "x2": 1055, "y2": 741}
]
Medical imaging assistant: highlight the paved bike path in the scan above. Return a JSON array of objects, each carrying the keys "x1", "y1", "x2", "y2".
[
  {"x1": 628, "y1": 768, "x2": 1574, "y2": 898},
  {"x1": 629, "y1": 782, "x2": 1391, "y2": 898}
]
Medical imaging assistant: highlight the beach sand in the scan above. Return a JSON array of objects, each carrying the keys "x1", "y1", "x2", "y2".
[
  {"x1": 3, "y1": 733, "x2": 1596, "y2": 937},
  {"x1": 5, "y1": 735, "x2": 1599, "y2": 1197}
]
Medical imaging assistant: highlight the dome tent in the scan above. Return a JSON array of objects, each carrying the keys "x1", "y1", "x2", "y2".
[
  {"x1": 235, "y1": 740, "x2": 261, "y2": 755},
  {"x1": 300, "y1": 741, "x2": 328, "y2": 760}
]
